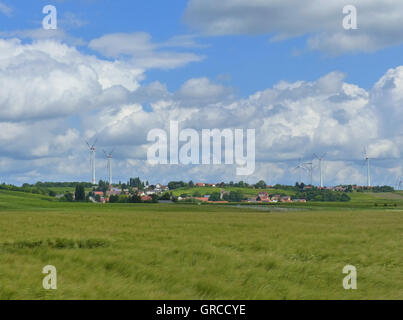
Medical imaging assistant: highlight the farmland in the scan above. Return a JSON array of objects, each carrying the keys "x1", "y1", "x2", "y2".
[{"x1": 0, "y1": 189, "x2": 402, "y2": 299}]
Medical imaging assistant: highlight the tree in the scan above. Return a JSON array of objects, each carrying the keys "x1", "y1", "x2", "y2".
[
  {"x1": 229, "y1": 191, "x2": 244, "y2": 202},
  {"x1": 96, "y1": 180, "x2": 109, "y2": 193},
  {"x1": 340, "y1": 193, "x2": 351, "y2": 202},
  {"x1": 255, "y1": 180, "x2": 267, "y2": 189},
  {"x1": 168, "y1": 181, "x2": 186, "y2": 190},
  {"x1": 193, "y1": 191, "x2": 202, "y2": 197},
  {"x1": 95, "y1": 194, "x2": 101, "y2": 202},
  {"x1": 209, "y1": 192, "x2": 221, "y2": 201},
  {"x1": 159, "y1": 192, "x2": 171, "y2": 200},
  {"x1": 151, "y1": 194, "x2": 159, "y2": 203},
  {"x1": 109, "y1": 195, "x2": 119, "y2": 203},
  {"x1": 75, "y1": 184, "x2": 86, "y2": 201},
  {"x1": 64, "y1": 192, "x2": 74, "y2": 202},
  {"x1": 189, "y1": 181, "x2": 194, "y2": 188},
  {"x1": 129, "y1": 194, "x2": 142, "y2": 203},
  {"x1": 129, "y1": 177, "x2": 143, "y2": 189}
]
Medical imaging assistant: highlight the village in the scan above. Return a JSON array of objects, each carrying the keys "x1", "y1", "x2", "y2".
[
  {"x1": 28, "y1": 179, "x2": 389, "y2": 204},
  {"x1": 83, "y1": 181, "x2": 359, "y2": 204}
]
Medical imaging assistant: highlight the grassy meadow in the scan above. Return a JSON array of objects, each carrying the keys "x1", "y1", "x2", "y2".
[{"x1": 0, "y1": 189, "x2": 402, "y2": 299}]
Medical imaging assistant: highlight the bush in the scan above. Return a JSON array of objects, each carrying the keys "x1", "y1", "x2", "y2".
[
  {"x1": 159, "y1": 192, "x2": 171, "y2": 201},
  {"x1": 151, "y1": 194, "x2": 159, "y2": 203},
  {"x1": 209, "y1": 192, "x2": 221, "y2": 201},
  {"x1": 63, "y1": 192, "x2": 74, "y2": 202},
  {"x1": 129, "y1": 194, "x2": 142, "y2": 203},
  {"x1": 109, "y1": 195, "x2": 119, "y2": 203}
]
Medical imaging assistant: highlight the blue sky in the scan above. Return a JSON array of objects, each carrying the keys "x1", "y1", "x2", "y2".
[
  {"x1": 1, "y1": 0, "x2": 403, "y2": 186},
  {"x1": 5, "y1": 0, "x2": 403, "y2": 94}
]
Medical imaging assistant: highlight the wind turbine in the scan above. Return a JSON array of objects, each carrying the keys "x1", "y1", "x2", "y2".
[
  {"x1": 103, "y1": 149, "x2": 114, "y2": 186},
  {"x1": 314, "y1": 153, "x2": 326, "y2": 188},
  {"x1": 293, "y1": 159, "x2": 314, "y2": 186},
  {"x1": 293, "y1": 159, "x2": 304, "y2": 184},
  {"x1": 85, "y1": 138, "x2": 97, "y2": 185},
  {"x1": 303, "y1": 161, "x2": 314, "y2": 186},
  {"x1": 364, "y1": 148, "x2": 371, "y2": 188},
  {"x1": 395, "y1": 177, "x2": 402, "y2": 191}
]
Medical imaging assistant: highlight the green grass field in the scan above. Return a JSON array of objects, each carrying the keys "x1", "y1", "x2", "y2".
[
  {"x1": 171, "y1": 186, "x2": 297, "y2": 198},
  {"x1": 0, "y1": 189, "x2": 402, "y2": 300}
]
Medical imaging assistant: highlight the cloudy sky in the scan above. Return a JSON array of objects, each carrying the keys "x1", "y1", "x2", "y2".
[{"x1": 1, "y1": 0, "x2": 403, "y2": 186}]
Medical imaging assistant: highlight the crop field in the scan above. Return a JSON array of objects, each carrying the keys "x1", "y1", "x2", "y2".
[{"x1": 0, "y1": 190, "x2": 402, "y2": 300}]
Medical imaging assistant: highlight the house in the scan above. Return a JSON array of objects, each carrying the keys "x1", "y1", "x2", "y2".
[
  {"x1": 194, "y1": 197, "x2": 209, "y2": 202},
  {"x1": 293, "y1": 199, "x2": 307, "y2": 203},
  {"x1": 258, "y1": 192, "x2": 270, "y2": 202},
  {"x1": 208, "y1": 201, "x2": 228, "y2": 204},
  {"x1": 94, "y1": 191, "x2": 104, "y2": 197},
  {"x1": 271, "y1": 195, "x2": 281, "y2": 201},
  {"x1": 332, "y1": 186, "x2": 346, "y2": 192},
  {"x1": 280, "y1": 196, "x2": 292, "y2": 203},
  {"x1": 196, "y1": 183, "x2": 206, "y2": 187},
  {"x1": 107, "y1": 187, "x2": 122, "y2": 196}
]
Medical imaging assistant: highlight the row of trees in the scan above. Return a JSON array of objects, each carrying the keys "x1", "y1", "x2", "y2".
[
  {"x1": 31, "y1": 182, "x2": 93, "y2": 188},
  {"x1": 215, "y1": 181, "x2": 267, "y2": 189},
  {"x1": 1, "y1": 183, "x2": 56, "y2": 197},
  {"x1": 108, "y1": 194, "x2": 158, "y2": 203},
  {"x1": 296, "y1": 183, "x2": 395, "y2": 194},
  {"x1": 209, "y1": 191, "x2": 245, "y2": 202},
  {"x1": 167, "y1": 180, "x2": 268, "y2": 190},
  {"x1": 168, "y1": 181, "x2": 188, "y2": 190},
  {"x1": 358, "y1": 186, "x2": 394, "y2": 193},
  {"x1": 294, "y1": 190, "x2": 351, "y2": 202}
]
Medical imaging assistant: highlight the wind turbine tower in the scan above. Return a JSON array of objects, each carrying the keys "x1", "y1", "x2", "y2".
[
  {"x1": 304, "y1": 161, "x2": 314, "y2": 186},
  {"x1": 314, "y1": 153, "x2": 326, "y2": 188},
  {"x1": 103, "y1": 150, "x2": 114, "y2": 186},
  {"x1": 294, "y1": 159, "x2": 304, "y2": 184},
  {"x1": 395, "y1": 177, "x2": 402, "y2": 191},
  {"x1": 86, "y1": 139, "x2": 97, "y2": 185},
  {"x1": 364, "y1": 148, "x2": 371, "y2": 188}
]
